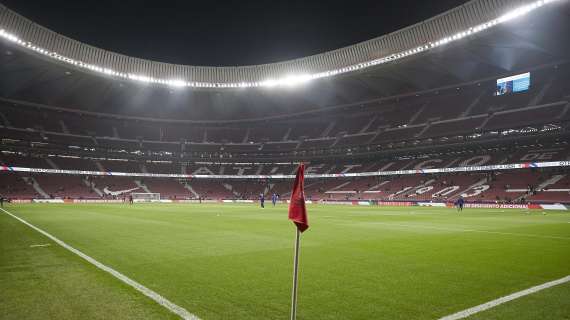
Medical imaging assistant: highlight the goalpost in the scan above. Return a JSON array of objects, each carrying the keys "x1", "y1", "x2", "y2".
[{"x1": 131, "y1": 192, "x2": 161, "y2": 203}]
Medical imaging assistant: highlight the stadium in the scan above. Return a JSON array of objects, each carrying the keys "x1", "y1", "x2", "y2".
[{"x1": 0, "y1": 0, "x2": 569, "y2": 319}]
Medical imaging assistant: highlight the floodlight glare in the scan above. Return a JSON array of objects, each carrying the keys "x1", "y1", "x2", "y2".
[{"x1": 0, "y1": 0, "x2": 562, "y2": 89}]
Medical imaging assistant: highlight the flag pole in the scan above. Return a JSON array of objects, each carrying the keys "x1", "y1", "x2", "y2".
[{"x1": 290, "y1": 228, "x2": 301, "y2": 320}]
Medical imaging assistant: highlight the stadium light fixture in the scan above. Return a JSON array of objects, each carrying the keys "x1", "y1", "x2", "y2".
[{"x1": 0, "y1": 0, "x2": 561, "y2": 90}]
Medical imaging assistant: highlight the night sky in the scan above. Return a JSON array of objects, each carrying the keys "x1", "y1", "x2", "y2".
[{"x1": 2, "y1": 0, "x2": 468, "y2": 66}]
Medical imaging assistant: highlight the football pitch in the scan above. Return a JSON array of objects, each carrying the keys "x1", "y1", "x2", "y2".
[{"x1": 1, "y1": 203, "x2": 569, "y2": 320}]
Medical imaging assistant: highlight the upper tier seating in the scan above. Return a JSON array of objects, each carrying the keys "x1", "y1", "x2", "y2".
[
  {"x1": 327, "y1": 115, "x2": 372, "y2": 136},
  {"x1": 99, "y1": 160, "x2": 141, "y2": 173},
  {"x1": 162, "y1": 126, "x2": 204, "y2": 142},
  {"x1": 336, "y1": 133, "x2": 376, "y2": 147},
  {"x1": 248, "y1": 126, "x2": 288, "y2": 142},
  {"x1": 0, "y1": 66, "x2": 568, "y2": 158},
  {"x1": 421, "y1": 116, "x2": 486, "y2": 138},
  {"x1": 46, "y1": 133, "x2": 96, "y2": 148},
  {"x1": 484, "y1": 103, "x2": 566, "y2": 130},
  {"x1": 2, "y1": 107, "x2": 61, "y2": 132},
  {"x1": 206, "y1": 128, "x2": 246, "y2": 143},
  {"x1": 288, "y1": 122, "x2": 328, "y2": 140},
  {"x1": 144, "y1": 162, "x2": 182, "y2": 174},
  {"x1": 118, "y1": 121, "x2": 161, "y2": 140},
  {"x1": 0, "y1": 127, "x2": 43, "y2": 142},
  {"x1": 51, "y1": 157, "x2": 99, "y2": 171},
  {"x1": 412, "y1": 89, "x2": 480, "y2": 124},
  {"x1": 0, "y1": 154, "x2": 47, "y2": 168},
  {"x1": 298, "y1": 138, "x2": 335, "y2": 150},
  {"x1": 371, "y1": 125, "x2": 426, "y2": 144},
  {"x1": 62, "y1": 114, "x2": 117, "y2": 137}
]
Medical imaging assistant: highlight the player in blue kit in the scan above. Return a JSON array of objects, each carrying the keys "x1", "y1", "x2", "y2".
[{"x1": 455, "y1": 196, "x2": 465, "y2": 212}]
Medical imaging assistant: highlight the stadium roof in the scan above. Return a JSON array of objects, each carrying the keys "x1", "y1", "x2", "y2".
[
  {"x1": 0, "y1": 0, "x2": 566, "y2": 89},
  {"x1": 0, "y1": 0, "x2": 569, "y2": 120}
]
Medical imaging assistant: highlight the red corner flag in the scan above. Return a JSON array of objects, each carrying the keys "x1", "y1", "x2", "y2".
[{"x1": 288, "y1": 163, "x2": 309, "y2": 232}]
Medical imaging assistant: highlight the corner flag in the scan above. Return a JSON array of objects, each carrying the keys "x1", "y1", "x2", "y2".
[
  {"x1": 288, "y1": 163, "x2": 308, "y2": 320},
  {"x1": 288, "y1": 163, "x2": 309, "y2": 232}
]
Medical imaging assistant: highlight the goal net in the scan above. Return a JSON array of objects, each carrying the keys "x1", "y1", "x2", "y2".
[{"x1": 131, "y1": 192, "x2": 161, "y2": 203}]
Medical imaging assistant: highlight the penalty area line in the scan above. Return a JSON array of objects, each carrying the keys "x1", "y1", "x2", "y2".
[
  {"x1": 439, "y1": 275, "x2": 570, "y2": 320},
  {"x1": 0, "y1": 208, "x2": 200, "y2": 320}
]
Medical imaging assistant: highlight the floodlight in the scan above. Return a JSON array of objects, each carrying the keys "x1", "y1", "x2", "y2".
[{"x1": 0, "y1": 0, "x2": 561, "y2": 89}]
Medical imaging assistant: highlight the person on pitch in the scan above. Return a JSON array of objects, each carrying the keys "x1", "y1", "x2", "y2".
[
  {"x1": 259, "y1": 193, "x2": 265, "y2": 208},
  {"x1": 455, "y1": 196, "x2": 465, "y2": 212},
  {"x1": 272, "y1": 192, "x2": 278, "y2": 206}
]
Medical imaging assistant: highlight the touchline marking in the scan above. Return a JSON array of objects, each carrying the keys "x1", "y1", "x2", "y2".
[
  {"x1": 439, "y1": 275, "x2": 570, "y2": 320},
  {"x1": 0, "y1": 208, "x2": 200, "y2": 320}
]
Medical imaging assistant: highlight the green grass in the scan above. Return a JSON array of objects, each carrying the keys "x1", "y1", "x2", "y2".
[{"x1": 1, "y1": 203, "x2": 569, "y2": 320}]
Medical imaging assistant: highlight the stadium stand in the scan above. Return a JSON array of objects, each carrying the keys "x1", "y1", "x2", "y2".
[
  {"x1": 483, "y1": 103, "x2": 567, "y2": 131},
  {"x1": 1, "y1": 13, "x2": 569, "y2": 204},
  {"x1": 3, "y1": 145, "x2": 570, "y2": 203},
  {"x1": 188, "y1": 180, "x2": 235, "y2": 200},
  {"x1": 421, "y1": 116, "x2": 486, "y2": 138},
  {"x1": 0, "y1": 68, "x2": 568, "y2": 153},
  {"x1": 335, "y1": 133, "x2": 377, "y2": 147},
  {"x1": 91, "y1": 176, "x2": 139, "y2": 197},
  {"x1": 298, "y1": 138, "x2": 336, "y2": 150},
  {"x1": 248, "y1": 126, "x2": 288, "y2": 142},
  {"x1": 206, "y1": 127, "x2": 247, "y2": 143},
  {"x1": 0, "y1": 172, "x2": 39, "y2": 199},
  {"x1": 371, "y1": 125, "x2": 426, "y2": 144},
  {"x1": 144, "y1": 161, "x2": 182, "y2": 174},
  {"x1": 51, "y1": 157, "x2": 99, "y2": 171},
  {"x1": 143, "y1": 178, "x2": 193, "y2": 200},
  {"x1": 34, "y1": 174, "x2": 93, "y2": 199}
]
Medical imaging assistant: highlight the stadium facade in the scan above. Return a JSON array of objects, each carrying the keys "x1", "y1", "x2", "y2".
[{"x1": 1, "y1": 0, "x2": 570, "y2": 206}]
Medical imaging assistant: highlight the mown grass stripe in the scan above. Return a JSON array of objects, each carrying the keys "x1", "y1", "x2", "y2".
[{"x1": 0, "y1": 208, "x2": 200, "y2": 320}]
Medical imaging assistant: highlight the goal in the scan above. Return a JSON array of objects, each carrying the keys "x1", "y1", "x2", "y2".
[{"x1": 131, "y1": 192, "x2": 161, "y2": 203}]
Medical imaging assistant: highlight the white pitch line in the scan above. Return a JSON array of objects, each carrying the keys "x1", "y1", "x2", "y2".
[
  {"x1": 29, "y1": 243, "x2": 51, "y2": 248},
  {"x1": 0, "y1": 208, "x2": 200, "y2": 320},
  {"x1": 439, "y1": 275, "x2": 570, "y2": 320}
]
